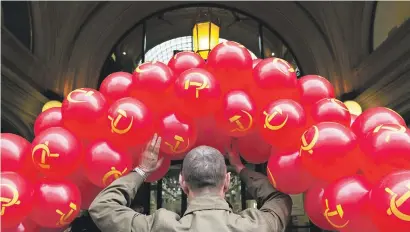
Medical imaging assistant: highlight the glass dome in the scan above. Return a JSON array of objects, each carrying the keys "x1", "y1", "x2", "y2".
[{"x1": 139, "y1": 36, "x2": 258, "y2": 65}]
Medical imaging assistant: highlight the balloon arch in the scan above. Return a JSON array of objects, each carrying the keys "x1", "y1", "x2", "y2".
[{"x1": 1, "y1": 7, "x2": 410, "y2": 232}]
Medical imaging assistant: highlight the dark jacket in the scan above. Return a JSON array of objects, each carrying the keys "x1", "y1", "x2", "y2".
[{"x1": 89, "y1": 168, "x2": 293, "y2": 232}]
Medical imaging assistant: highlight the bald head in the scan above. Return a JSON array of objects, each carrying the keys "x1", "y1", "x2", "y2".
[{"x1": 181, "y1": 146, "x2": 227, "y2": 192}]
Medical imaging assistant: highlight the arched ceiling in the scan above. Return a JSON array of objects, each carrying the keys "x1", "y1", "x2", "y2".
[
  {"x1": 32, "y1": 1, "x2": 366, "y2": 96},
  {"x1": 114, "y1": 6, "x2": 285, "y2": 73}
]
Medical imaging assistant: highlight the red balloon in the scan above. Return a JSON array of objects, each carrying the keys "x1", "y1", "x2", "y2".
[
  {"x1": 252, "y1": 59, "x2": 262, "y2": 68},
  {"x1": 167, "y1": 51, "x2": 205, "y2": 77},
  {"x1": 267, "y1": 150, "x2": 315, "y2": 194},
  {"x1": 207, "y1": 41, "x2": 253, "y2": 91},
  {"x1": 146, "y1": 157, "x2": 171, "y2": 183},
  {"x1": 34, "y1": 108, "x2": 63, "y2": 136},
  {"x1": 31, "y1": 127, "x2": 81, "y2": 177},
  {"x1": 298, "y1": 75, "x2": 335, "y2": 106},
  {"x1": 368, "y1": 170, "x2": 410, "y2": 232},
  {"x1": 322, "y1": 175, "x2": 374, "y2": 231},
  {"x1": 299, "y1": 122, "x2": 359, "y2": 181},
  {"x1": 259, "y1": 99, "x2": 306, "y2": 151},
  {"x1": 62, "y1": 88, "x2": 108, "y2": 140},
  {"x1": 237, "y1": 132, "x2": 272, "y2": 164},
  {"x1": 311, "y1": 98, "x2": 351, "y2": 127},
  {"x1": 158, "y1": 113, "x2": 197, "y2": 158},
  {"x1": 252, "y1": 58, "x2": 299, "y2": 108},
  {"x1": 0, "y1": 172, "x2": 34, "y2": 228},
  {"x1": 130, "y1": 61, "x2": 176, "y2": 114},
  {"x1": 1, "y1": 134, "x2": 35, "y2": 177},
  {"x1": 253, "y1": 58, "x2": 297, "y2": 89},
  {"x1": 215, "y1": 90, "x2": 257, "y2": 137},
  {"x1": 107, "y1": 97, "x2": 154, "y2": 147},
  {"x1": 79, "y1": 181, "x2": 102, "y2": 210},
  {"x1": 304, "y1": 181, "x2": 334, "y2": 230},
  {"x1": 30, "y1": 179, "x2": 81, "y2": 228},
  {"x1": 195, "y1": 116, "x2": 232, "y2": 155},
  {"x1": 174, "y1": 68, "x2": 221, "y2": 117},
  {"x1": 84, "y1": 141, "x2": 132, "y2": 188},
  {"x1": 2, "y1": 218, "x2": 39, "y2": 232},
  {"x1": 132, "y1": 61, "x2": 175, "y2": 92},
  {"x1": 66, "y1": 168, "x2": 102, "y2": 210},
  {"x1": 350, "y1": 114, "x2": 358, "y2": 127},
  {"x1": 351, "y1": 107, "x2": 406, "y2": 139},
  {"x1": 360, "y1": 124, "x2": 410, "y2": 182},
  {"x1": 99, "y1": 72, "x2": 133, "y2": 104}
]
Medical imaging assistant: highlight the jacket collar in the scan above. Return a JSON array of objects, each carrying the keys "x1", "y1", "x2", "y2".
[{"x1": 183, "y1": 195, "x2": 232, "y2": 216}]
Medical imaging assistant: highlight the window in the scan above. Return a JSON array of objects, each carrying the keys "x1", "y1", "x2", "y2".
[
  {"x1": 372, "y1": 2, "x2": 410, "y2": 50},
  {"x1": 139, "y1": 36, "x2": 258, "y2": 65}
]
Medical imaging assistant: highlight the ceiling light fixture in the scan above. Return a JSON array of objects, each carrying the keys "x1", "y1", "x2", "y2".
[{"x1": 192, "y1": 8, "x2": 220, "y2": 60}]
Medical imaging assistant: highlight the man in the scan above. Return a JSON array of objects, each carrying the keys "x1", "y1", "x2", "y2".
[{"x1": 89, "y1": 134, "x2": 292, "y2": 232}]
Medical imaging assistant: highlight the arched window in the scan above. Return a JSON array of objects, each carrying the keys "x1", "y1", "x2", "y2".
[
  {"x1": 138, "y1": 36, "x2": 258, "y2": 65},
  {"x1": 372, "y1": 2, "x2": 410, "y2": 50}
]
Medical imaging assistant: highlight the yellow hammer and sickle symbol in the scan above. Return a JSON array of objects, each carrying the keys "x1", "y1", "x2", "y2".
[
  {"x1": 165, "y1": 135, "x2": 190, "y2": 153},
  {"x1": 108, "y1": 109, "x2": 134, "y2": 135},
  {"x1": 323, "y1": 199, "x2": 349, "y2": 228},
  {"x1": 223, "y1": 41, "x2": 245, "y2": 48},
  {"x1": 328, "y1": 99, "x2": 349, "y2": 112},
  {"x1": 66, "y1": 89, "x2": 94, "y2": 103},
  {"x1": 229, "y1": 110, "x2": 253, "y2": 132},
  {"x1": 373, "y1": 124, "x2": 406, "y2": 143},
  {"x1": 102, "y1": 167, "x2": 128, "y2": 186},
  {"x1": 184, "y1": 73, "x2": 209, "y2": 98},
  {"x1": 273, "y1": 58, "x2": 295, "y2": 75},
  {"x1": 385, "y1": 184, "x2": 410, "y2": 221},
  {"x1": 56, "y1": 202, "x2": 77, "y2": 226},
  {"x1": 300, "y1": 126, "x2": 319, "y2": 155},
  {"x1": 263, "y1": 106, "x2": 288, "y2": 131},
  {"x1": 135, "y1": 61, "x2": 157, "y2": 73},
  {"x1": 31, "y1": 141, "x2": 60, "y2": 169},
  {"x1": 0, "y1": 184, "x2": 21, "y2": 215},
  {"x1": 267, "y1": 168, "x2": 277, "y2": 188}
]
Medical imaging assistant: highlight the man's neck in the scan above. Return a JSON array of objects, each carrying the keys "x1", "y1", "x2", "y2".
[{"x1": 187, "y1": 188, "x2": 224, "y2": 202}]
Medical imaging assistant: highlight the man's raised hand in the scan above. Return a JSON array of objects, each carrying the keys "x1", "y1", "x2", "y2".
[
  {"x1": 227, "y1": 139, "x2": 245, "y2": 174},
  {"x1": 138, "y1": 133, "x2": 163, "y2": 174}
]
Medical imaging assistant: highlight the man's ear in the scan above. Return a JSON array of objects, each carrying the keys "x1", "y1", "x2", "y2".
[
  {"x1": 179, "y1": 173, "x2": 189, "y2": 195},
  {"x1": 223, "y1": 172, "x2": 231, "y2": 193}
]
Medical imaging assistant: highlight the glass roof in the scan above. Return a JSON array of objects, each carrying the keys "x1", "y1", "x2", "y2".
[{"x1": 139, "y1": 36, "x2": 258, "y2": 64}]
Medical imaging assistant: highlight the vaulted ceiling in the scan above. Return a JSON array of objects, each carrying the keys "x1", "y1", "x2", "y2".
[{"x1": 2, "y1": 1, "x2": 410, "y2": 138}]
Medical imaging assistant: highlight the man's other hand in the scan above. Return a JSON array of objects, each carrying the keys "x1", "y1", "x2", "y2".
[
  {"x1": 228, "y1": 139, "x2": 245, "y2": 174},
  {"x1": 138, "y1": 133, "x2": 163, "y2": 174}
]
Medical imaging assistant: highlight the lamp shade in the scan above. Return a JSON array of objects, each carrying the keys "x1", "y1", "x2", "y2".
[
  {"x1": 344, "y1": 100, "x2": 362, "y2": 116},
  {"x1": 192, "y1": 22, "x2": 220, "y2": 59},
  {"x1": 42, "y1": 100, "x2": 62, "y2": 112}
]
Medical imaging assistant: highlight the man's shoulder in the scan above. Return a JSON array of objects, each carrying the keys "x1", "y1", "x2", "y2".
[
  {"x1": 224, "y1": 210, "x2": 272, "y2": 231},
  {"x1": 146, "y1": 208, "x2": 184, "y2": 230},
  {"x1": 235, "y1": 208, "x2": 271, "y2": 226},
  {"x1": 152, "y1": 208, "x2": 181, "y2": 220}
]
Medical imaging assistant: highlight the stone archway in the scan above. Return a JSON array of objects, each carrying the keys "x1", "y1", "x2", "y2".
[{"x1": 32, "y1": 2, "x2": 338, "y2": 95}]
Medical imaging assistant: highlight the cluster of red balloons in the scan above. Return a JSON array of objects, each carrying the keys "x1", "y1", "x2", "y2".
[{"x1": 1, "y1": 40, "x2": 410, "y2": 231}]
